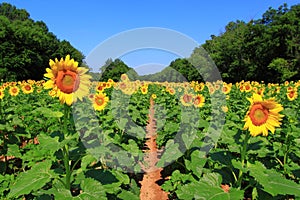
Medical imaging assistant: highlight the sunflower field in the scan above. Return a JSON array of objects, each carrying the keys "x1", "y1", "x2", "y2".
[{"x1": 0, "y1": 55, "x2": 300, "y2": 200}]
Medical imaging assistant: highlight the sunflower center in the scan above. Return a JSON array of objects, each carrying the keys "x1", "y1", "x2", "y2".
[
  {"x1": 25, "y1": 85, "x2": 31, "y2": 91},
  {"x1": 56, "y1": 70, "x2": 80, "y2": 94},
  {"x1": 249, "y1": 104, "x2": 269, "y2": 126},
  {"x1": 183, "y1": 94, "x2": 192, "y2": 103},
  {"x1": 194, "y1": 97, "x2": 201, "y2": 105},
  {"x1": 95, "y1": 97, "x2": 104, "y2": 106},
  {"x1": 12, "y1": 88, "x2": 18, "y2": 93},
  {"x1": 288, "y1": 91, "x2": 295, "y2": 98}
]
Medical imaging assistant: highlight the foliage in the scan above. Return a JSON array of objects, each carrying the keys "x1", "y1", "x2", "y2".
[
  {"x1": 141, "y1": 58, "x2": 206, "y2": 82},
  {"x1": 0, "y1": 3, "x2": 84, "y2": 81},
  {"x1": 202, "y1": 3, "x2": 300, "y2": 83},
  {"x1": 0, "y1": 78, "x2": 300, "y2": 199},
  {"x1": 99, "y1": 58, "x2": 139, "y2": 81}
]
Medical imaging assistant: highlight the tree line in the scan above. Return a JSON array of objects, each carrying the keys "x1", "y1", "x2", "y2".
[
  {"x1": 99, "y1": 3, "x2": 300, "y2": 83},
  {"x1": 1, "y1": 3, "x2": 299, "y2": 83},
  {"x1": 0, "y1": 3, "x2": 84, "y2": 81}
]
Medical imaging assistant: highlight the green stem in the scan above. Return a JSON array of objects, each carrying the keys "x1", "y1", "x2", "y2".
[
  {"x1": 1, "y1": 133, "x2": 7, "y2": 175},
  {"x1": 283, "y1": 145, "x2": 290, "y2": 175},
  {"x1": 231, "y1": 168, "x2": 238, "y2": 182},
  {"x1": 0, "y1": 99, "x2": 3, "y2": 122},
  {"x1": 62, "y1": 104, "x2": 72, "y2": 190},
  {"x1": 0, "y1": 100, "x2": 7, "y2": 175},
  {"x1": 63, "y1": 145, "x2": 71, "y2": 190},
  {"x1": 283, "y1": 131, "x2": 290, "y2": 175},
  {"x1": 236, "y1": 131, "x2": 250, "y2": 188}
]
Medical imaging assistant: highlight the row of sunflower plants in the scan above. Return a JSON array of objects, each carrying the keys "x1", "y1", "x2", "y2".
[{"x1": 0, "y1": 55, "x2": 299, "y2": 199}]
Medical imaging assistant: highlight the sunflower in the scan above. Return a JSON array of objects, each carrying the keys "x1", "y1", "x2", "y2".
[
  {"x1": 243, "y1": 93, "x2": 284, "y2": 137},
  {"x1": 9, "y1": 86, "x2": 20, "y2": 96},
  {"x1": 193, "y1": 94, "x2": 205, "y2": 108},
  {"x1": 222, "y1": 105, "x2": 228, "y2": 113},
  {"x1": 194, "y1": 83, "x2": 205, "y2": 92},
  {"x1": 120, "y1": 74, "x2": 129, "y2": 82},
  {"x1": 151, "y1": 94, "x2": 157, "y2": 99},
  {"x1": 48, "y1": 89, "x2": 57, "y2": 97},
  {"x1": 93, "y1": 92, "x2": 109, "y2": 111},
  {"x1": 180, "y1": 93, "x2": 193, "y2": 106},
  {"x1": 21, "y1": 83, "x2": 34, "y2": 94},
  {"x1": 222, "y1": 83, "x2": 232, "y2": 94},
  {"x1": 167, "y1": 87, "x2": 175, "y2": 95},
  {"x1": 244, "y1": 82, "x2": 252, "y2": 92},
  {"x1": 208, "y1": 86, "x2": 215, "y2": 94},
  {"x1": 44, "y1": 55, "x2": 91, "y2": 105},
  {"x1": 0, "y1": 89, "x2": 4, "y2": 99},
  {"x1": 287, "y1": 89, "x2": 298, "y2": 101},
  {"x1": 140, "y1": 85, "x2": 148, "y2": 95},
  {"x1": 95, "y1": 82, "x2": 106, "y2": 92}
]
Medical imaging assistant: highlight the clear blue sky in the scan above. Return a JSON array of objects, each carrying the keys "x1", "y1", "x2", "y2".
[{"x1": 1, "y1": 0, "x2": 299, "y2": 74}]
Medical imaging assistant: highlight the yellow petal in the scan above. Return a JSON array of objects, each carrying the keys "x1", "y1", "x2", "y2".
[{"x1": 44, "y1": 80, "x2": 54, "y2": 89}]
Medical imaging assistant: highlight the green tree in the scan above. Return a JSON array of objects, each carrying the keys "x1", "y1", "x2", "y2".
[
  {"x1": 167, "y1": 58, "x2": 203, "y2": 82},
  {"x1": 0, "y1": 3, "x2": 84, "y2": 81},
  {"x1": 99, "y1": 58, "x2": 138, "y2": 81},
  {"x1": 202, "y1": 3, "x2": 300, "y2": 83},
  {"x1": 267, "y1": 58, "x2": 297, "y2": 82},
  {"x1": 140, "y1": 58, "x2": 205, "y2": 82}
]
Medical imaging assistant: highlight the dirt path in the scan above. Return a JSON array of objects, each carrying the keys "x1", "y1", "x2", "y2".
[{"x1": 139, "y1": 97, "x2": 169, "y2": 200}]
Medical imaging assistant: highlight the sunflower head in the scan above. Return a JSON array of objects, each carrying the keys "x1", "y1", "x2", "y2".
[
  {"x1": 21, "y1": 83, "x2": 34, "y2": 94},
  {"x1": 140, "y1": 85, "x2": 148, "y2": 95},
  {"x1": 93, "y1": 92, "x2": 109, "y2": 111},
  {"x1": 44, "y1": 55, "x2": 91, "y2": 105},
  {"x1": 287, "y1": 89, "x2": 298, "y2": 101},
  {"x1": 243, "y1": 93, "x2": 284, "y2": 137},
  {"x1": 9, "y1": 86, "x2": 19, "y2": 96},
  {"x1": 180, "y1": 93, "x2": 193, "y2": 106},
  {"x1": 151, "y1": 94, "x2": 157, "y2": 99},
  {"x1": 193, "y1": 94, "x2": 205, "y2": 108}
]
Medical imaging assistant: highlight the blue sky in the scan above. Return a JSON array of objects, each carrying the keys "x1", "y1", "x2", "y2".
[{"x1": 1, "y1": 0, "x2": 299, "y2": 74}]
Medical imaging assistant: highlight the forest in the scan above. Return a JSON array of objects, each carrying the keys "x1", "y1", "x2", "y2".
[{"x1": 1, "y1": 3, "x2": 299, "y2": 83}]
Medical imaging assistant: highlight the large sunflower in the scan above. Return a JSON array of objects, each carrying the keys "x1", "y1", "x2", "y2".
[
  {"x1": 243, "y1": 93, "x2": 284, "y2": 137},
  {"x1": 44, "y1": 55, "x2": 91, "y2": 105}
]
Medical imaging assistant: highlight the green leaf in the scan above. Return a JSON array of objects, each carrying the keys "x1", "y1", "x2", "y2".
[
  {"x1": 157, "y1": 140, "x2": 182, "y2": 167},
  {"x1": 198, "y1": 118, "x2": 209, "y2": 129},
  {"x1": 111, "y1": 170, "x2": 130, "y2": 185},
  {"x1": 32, "y1": 107, "x2": 63, "y2": 118},
  {"x1": 8, "y1": 160, "x2": 54, "y2": 198},
  {"x1": 81, "y1": 154, "x2": 97, "y2": 170},
  {"x1": 117, "y1": 190, "x2": 139, "y2": 200},
  {"x1": 164, "y1": 121, "x2": 179, "y2": 133},
  {"x1": 37, "y1": 133, "x2": 64, "y2": 154},
  {"x1": 177, "y1": 181, "x2": 244, "y2": 200},
  {"x1": 77, "y1": 178, "x2": 106, "y2": 200},
  {"x1": 202, "y1": 172, "x2": 222, "y2": 187},
  {"x1": 185, "y1": 150, "x2": 207, "y2": 178},
  {"x1": 127, "y1": 126, "x2": 145, "y2": 140},
  {"x1": 249, "y1": 161, "x2": 300, "y2": 196},
  {"x1": 182, "y1": 130, "x2": 197, "y2": 149},
  {"x1": 129, "y1": 179, "x2": 140, "y2": 196},
  {"x1": 7, "y1": 144, "x2": 21, "y2": 157}
]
